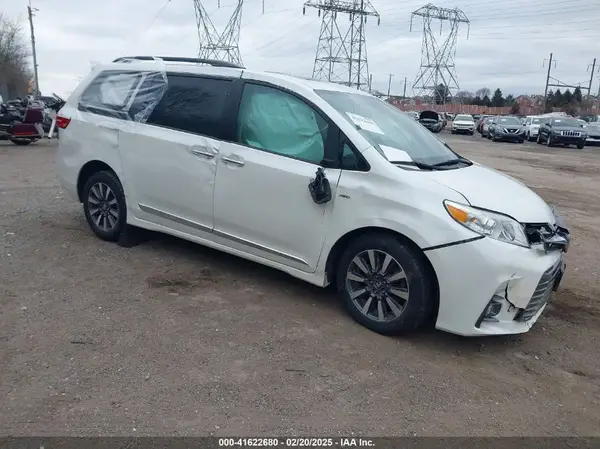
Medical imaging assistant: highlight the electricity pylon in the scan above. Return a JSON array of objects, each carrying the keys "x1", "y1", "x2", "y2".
[
  {"x1": 410, "y1": 3, "x2": 469, "y2": 104},
  {"x1": 304, "y1": 0, "x2": 380, "y2": 91},
  {"x1": 194, "y1": 0, "x2": 244, "y2": 66}
]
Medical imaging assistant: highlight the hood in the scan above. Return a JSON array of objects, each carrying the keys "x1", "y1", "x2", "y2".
[
  {"x1": 454, "y1": 120, "x2": 474, "y2": 125},
  {"x1": 422, "y1": 163, "x2": 556, "y2": 223},
  {"x1": 419, "y1": 110, "x2": 439, "y2": 121}
]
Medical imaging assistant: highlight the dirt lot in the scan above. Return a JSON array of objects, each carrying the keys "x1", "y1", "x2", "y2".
[{"x1": 1, "y1": 135, "x2": 599, "y2": 436}]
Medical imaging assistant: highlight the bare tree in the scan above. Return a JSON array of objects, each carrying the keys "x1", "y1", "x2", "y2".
[
  {"x1": 475, "y1": 87, "x2": 491, "y2": 99},
  {"x1": 456, "y1": 90, "x2": 474, "y2": 103},
  {"x1": 0, "y1": 13, "x2": 31, "y2": 100}
]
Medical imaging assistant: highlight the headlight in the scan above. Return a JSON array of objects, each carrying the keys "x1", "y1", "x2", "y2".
[{"x1": 443, "y1": 200, "x2": 530, "y2": 248}]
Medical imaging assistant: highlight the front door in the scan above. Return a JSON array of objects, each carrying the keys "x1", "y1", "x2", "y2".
[{"x1": 213, "y1": 82, "x2": 340, "y2": 272}]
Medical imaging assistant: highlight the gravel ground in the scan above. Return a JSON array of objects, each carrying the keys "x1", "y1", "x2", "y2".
[{"x1": 1, "y1": 134, "x2": 599, "y2": 436}]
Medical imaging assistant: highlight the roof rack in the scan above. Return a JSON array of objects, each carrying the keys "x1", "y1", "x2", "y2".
[{"x1": 112, "y1": 56, "x2": 244, "y2": 69}]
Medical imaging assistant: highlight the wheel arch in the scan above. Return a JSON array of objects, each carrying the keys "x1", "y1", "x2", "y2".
[
  {"x1": 324, "y1": 226, "x2": 440, "y2": 322},
  {"x1": 77, "y1": 160, "x2": 117, "y2": 202}
]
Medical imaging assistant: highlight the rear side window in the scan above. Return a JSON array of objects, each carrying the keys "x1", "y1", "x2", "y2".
[
  {"x1": 79, "y1": 70, "x2": 142, "y2": 118},
  {"x1": 146, "y1": 75, "x2": 232, "y2": 139}
]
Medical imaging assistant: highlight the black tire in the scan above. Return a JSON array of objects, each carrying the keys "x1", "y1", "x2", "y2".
[
  {"x1": 335, "y1": 233, "x2": 435, "y2": 336},
  {"x1": 82, "y1": 170, "x2": 127, "y2": 242},
  {"x1": 577, "y1": 144, "x2": 585, "y2": 149},
  {"x1": 10, "y1": 140, "x2": 32, "y2": 146}
]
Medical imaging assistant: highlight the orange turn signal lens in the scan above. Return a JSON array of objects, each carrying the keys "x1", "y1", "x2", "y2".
[{"x1": 445, "y1": 203, "x2": 469, "y2": 223}]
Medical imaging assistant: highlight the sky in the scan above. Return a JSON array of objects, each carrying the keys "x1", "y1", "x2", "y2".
[{"x1": 4, "y1": 0, "x2": 600, "y2": 98}]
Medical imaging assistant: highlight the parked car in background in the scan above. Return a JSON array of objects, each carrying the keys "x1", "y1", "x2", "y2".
[
  {"x1": 404, "y1": 111, "x2": 419, "y2": 121},
  {"x1": 523, "y1": 116, "x2": 543, "y2": 141},
  {"x1": 418, "y1": 110, "x2": 443, "y2": 133},
  {"x1": 583, "y1": 122, "x2": 600, "y2": 146},
  {"x1": 451, "y1": 114, "x2": 475, "y2": 135},
  {"x1": 580, "y1": 114, "x2": 600, "y2": 123},
  {"x1": 480, "y1": 117, "x2": 494, "y2": 138},
  {"x1": 487, "y1": 116, "x2": 526, "y2": 143},
  {"x1": 537, "y1": 117, "x2": 586, "y2": 149}
]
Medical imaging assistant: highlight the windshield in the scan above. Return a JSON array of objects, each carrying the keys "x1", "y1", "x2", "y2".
[
  {"x1": 531, "y1": 118, "x2": 542, "y2": 124},
  {"x1": 315, "y1": 90, "x2": 459, "y2": 164},
  {"x1": 455, "y1": 114, "x2": 473, "y2": 122},
  {"x1": 552, "y1": 118, "x2": 580, "y2": 127},
  {"x1": 497, "y1": 117, "x2": 521, "y2": 125}
]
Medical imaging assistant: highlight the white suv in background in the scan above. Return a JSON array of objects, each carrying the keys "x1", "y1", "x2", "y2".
[
  {"x1": 523, "y1": 116, "x2": 543, "y2": 141},
  {"x1": 451, "y1": 114, "x2": 475, "y2": 135},
  {"x1": 55, "y1": 56, "x2": 571, "y2": 337}
]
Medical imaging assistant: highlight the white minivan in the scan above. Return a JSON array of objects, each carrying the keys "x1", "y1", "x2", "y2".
[{"x1": 55, "y1": 56, "x2": 571, "y2": 337}]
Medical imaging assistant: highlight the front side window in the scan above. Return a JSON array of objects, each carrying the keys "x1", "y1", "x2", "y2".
[
  {"x1": 236, "y1": 83, "x2": 328, "y2": 165},
  {"x1": 147, "y1": 74, "x2": 232, "y2": 139},
  {"x1": 315, "y1": 89, "x2": 458, "y2": 165}
]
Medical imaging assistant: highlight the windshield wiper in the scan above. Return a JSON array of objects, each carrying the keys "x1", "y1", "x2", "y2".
[
  {"x1": 433, "y1": 157, "x2": 472, "y2": 167},
  {"x1": 391, "y1": 160, "x2": 440, "y2": 170}
]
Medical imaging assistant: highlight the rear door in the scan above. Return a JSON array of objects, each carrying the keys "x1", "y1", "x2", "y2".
[{"x1": 119, "y1": 73, "x2": 238, "y2": 235}]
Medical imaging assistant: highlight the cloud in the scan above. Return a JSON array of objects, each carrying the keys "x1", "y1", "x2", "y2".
[{"x1": 3, "y1": 0, "x2": 599, "y2": 98}]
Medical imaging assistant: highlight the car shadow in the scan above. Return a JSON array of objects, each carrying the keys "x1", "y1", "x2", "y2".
[{"x1": 132, "y1": 230, "x2": 527, "y2": 355}]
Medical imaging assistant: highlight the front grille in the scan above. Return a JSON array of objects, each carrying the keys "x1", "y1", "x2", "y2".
[
  {"x1": 507, "y1": 128, "x2": 519, "y2": 133},
  {"x1": 515, "y1": 260, "x2": 562, "y2": 322},
  {"x1": 561, "y1": 130, "x2": 581, "y2": 137}
]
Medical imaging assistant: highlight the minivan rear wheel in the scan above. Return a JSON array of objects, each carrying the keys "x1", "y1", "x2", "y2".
[
  {"x1": 336, "y1": 233, "x2": 435, "y2": 335},
  {"x1": 82, "y1": 171, "x2": 127, "y2": 242}
]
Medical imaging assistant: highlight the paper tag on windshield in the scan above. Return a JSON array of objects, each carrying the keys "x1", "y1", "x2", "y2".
[
  {"x1": 346, "y1": 112, "x2": 385, "y2": 135},
  {"x1": 379, "y1": 145, "x2": 413, "y2": 162}
]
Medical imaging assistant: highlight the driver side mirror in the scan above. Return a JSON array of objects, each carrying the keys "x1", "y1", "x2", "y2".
[{"x1": 308, "y1": 167, "x2": 332, "y2": 205}]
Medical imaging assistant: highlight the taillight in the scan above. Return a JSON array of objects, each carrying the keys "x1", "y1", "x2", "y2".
[{"x1": 56, "y1": 115, "x2": 71, "y2": 129}]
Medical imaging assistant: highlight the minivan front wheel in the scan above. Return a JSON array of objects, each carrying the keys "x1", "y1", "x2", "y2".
[
  {"x1": 336, "y1": 234, "x2": 435, "y2": 335},
  {"x1": 82, "y1": 171, "x2": 127, "y2": 241}
]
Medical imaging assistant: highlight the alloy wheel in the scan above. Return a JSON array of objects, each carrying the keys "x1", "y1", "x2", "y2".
[
  {"x1": 345, "y1": 249, "x2": 410, "y2": 322},
  {"x1": 87, "y1": 182, "x2": 119, "y2": 232}
]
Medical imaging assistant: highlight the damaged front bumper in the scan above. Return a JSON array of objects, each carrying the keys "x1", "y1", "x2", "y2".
[{"x1": 425, "y1": 218, "x2": 570, "y2": 336}]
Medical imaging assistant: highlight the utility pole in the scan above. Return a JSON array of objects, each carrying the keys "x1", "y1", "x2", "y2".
[
  {"x1": 403, "y1": 76, "x2": 407, "y2": 99},
  {"x1": 27, "y1": 2, "x2": 40, "y2": 97},
  {"x1": 387, "y1": 74, "x2": 394, "y2": 98},
  {"x1": 587, "y1": 58, "x2": 596, "y2": 100},
  {"x1": 542, "y1": 53, "x2": 553, "y2": 112},
  {"x1": 368, "y1": 73, "x2": 373, "y2": 93}
]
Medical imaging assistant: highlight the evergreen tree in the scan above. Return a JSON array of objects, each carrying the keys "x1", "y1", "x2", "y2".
[
  {"x1": 505, "y1": 94, "x2": 515, "y2": 105},
  {"x1": 573, "y1": 86, "x2": 583, "y2": 103},
  {"x1": 482, "y1": 95, "x2": 491, "y2": 107},
  {"x1": 472, "y1": 96, "x2": 482, "y2": 106},
  {"x1": 563, "y1": 89, "x2": 573, "y2": 104},
  {"x1": 491, "y1": 88, "x2": 504, "y2": 107},
  {"x1": 544, "y1": 90, "x2": 555, "y2": 113},
  {"x1": 554, "y1": 89, "x2": 564, "y2": 107}
]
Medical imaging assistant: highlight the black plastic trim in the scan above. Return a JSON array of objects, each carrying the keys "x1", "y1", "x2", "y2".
[{"x1": 422, "y1": 235, "x2": 485, "y2": 252}]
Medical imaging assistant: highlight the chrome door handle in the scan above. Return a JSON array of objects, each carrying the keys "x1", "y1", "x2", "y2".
[
  {"x1": 191, "y1": 148, "x2": 215, "y2": 158},
  {"x1": 221, "y1": 156, "x2": 244, "y2": 167}
]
